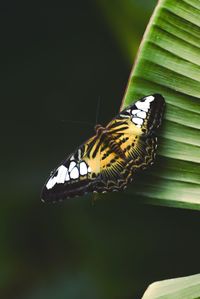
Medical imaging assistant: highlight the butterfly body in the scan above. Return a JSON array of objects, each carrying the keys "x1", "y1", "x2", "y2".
[{"x1": 41, "y1": 94, "x2": 165, "y2": 202}]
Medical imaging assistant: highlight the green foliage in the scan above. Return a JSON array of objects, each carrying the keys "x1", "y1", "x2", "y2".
[
  {"x1": 142, "y1": 274, "x2": 200, "y2": 299},
  {"x1": 96, "y1": 0, "x2": 157, "y2": 60},
  {"x1": 120, "y1": 0, "x2": 200, "y2": 210}
]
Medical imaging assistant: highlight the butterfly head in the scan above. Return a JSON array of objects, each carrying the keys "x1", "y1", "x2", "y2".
[{"x1": 95, "y1": 124, "x2": 106, "y2": 136}]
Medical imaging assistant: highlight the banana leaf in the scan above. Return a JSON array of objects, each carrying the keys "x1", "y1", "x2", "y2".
[
  {"x1": 142, "y1": 273, "x2": 200, "y2": 299},
  {"x1": 101, "y1": 0, "x2": 200, "y2": 210},
  {"x1": 96, "y1": 0, "x2": 157, "y2": 60}
]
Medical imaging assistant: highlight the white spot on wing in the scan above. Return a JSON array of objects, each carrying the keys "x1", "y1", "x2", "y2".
[
  {"x1": 145, "y1": 95, "x2": 154, "y2": 102},
  {"x1": 46, "y1": 177, "x2": 57, "y2": 189},
  {"x1": 88, "y1": 166, "x2": 91, "y2": 173},
  {"x1": 56, "y1": 165, "x2": 67, "y2": 184},
  {"x1": 70, "y1": 167, "x2": 79, "y2": 179},
  {"x1": 80, "y1": 161, "x2": 88, "y2": 175},
  {"x1": 46, "y1": 165, "x2": 69, "y2": 189},
  {"x1": 120, "y1": 114, "x2": 130, "y2": 118},
  {"x1": 69, "y1": 161, "x2": 76, "y2": 172},
  {"x1": 131, "y1": 109, "x2": 140, "y2": 115},
  {"x1": 65, "y1": 171, "x2": 70, "y2": 181},
  {"x1": 132, "y1": 117, "x2": 143, "y2": 126},
  {"x1": 135, "y1": 101, "x2": 149, "y2": 112},
  {"x1": 137, "y1": 111, "x2": 146, "y2": 119}
]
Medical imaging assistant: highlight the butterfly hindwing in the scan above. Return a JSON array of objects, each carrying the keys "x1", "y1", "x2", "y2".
[
  {"x1": 95, "y1": 145, "x2": 133, "y2": 192},
  {"x1": 41, "y1": 94, "x2": 165, "y2": 202},
  {"x1": 93, "y1": 133, "x2": 158, "y2": 193}
]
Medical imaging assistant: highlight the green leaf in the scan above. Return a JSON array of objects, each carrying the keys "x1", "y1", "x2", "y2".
[
  {"x1": 142, "y1": 273, "x2": 200, "y2": 299},
  {"x1": 96, "y1": 0, "x2": 157, "y2": 60},
  {"x1": 119, "y1": 0, "x2": 200, "y2": 210}
]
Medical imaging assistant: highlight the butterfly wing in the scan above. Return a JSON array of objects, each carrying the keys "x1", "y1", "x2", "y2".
[
  {"x1": 93, "y1": 143, "x2": 137, "y2": 193},
  {"x1": 100, "y1": 94, "x2": 165, "y2": 187},
  {"x1": 82, "y1": 94, "x2": 165, "y2": 193},
  {"x1": 41, "y1": 94, "x2": 165, "y2": 202},
  {"x1": 91, "y1": 134, "x2": 158, "y2": 193},
  {"x1": 107, "y1": 94, "x2": 165, "y2": 136},
  {"x1": 41, "y1": 135, "x2": 101, "y2": 202}
]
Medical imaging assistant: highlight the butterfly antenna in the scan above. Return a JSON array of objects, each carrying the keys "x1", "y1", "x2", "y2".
[
  {"x1": 95, "y1": 96, "x2": 101, "y2": 125},
  {"x1": 60, "y1": 119, "x2": 93, "y2": 126}
]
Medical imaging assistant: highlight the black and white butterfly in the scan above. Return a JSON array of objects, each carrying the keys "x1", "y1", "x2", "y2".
[{"x1": 41, "y1": 94, "x2": 165, "y2": 202}]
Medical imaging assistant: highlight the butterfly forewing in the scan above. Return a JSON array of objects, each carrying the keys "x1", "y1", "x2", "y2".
[
  {"x1": 41, "y1": 94, "x2": 165, "y2": 202},
  {"x1": 107, "y1": 94, "x2": 165, "y2": 135},
  {"x1": 41, "y1": 136, "x2": 101, "y2": 202}
]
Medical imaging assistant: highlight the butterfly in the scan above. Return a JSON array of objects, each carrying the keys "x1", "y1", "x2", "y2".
[{"x1": 41, "y1": 94, "x2": 165, "y2": 202}]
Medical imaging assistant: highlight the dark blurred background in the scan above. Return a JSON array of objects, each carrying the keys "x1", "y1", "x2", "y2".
[{"x1": 1, "y1": 1, "x2": 200, "y2": 298}]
